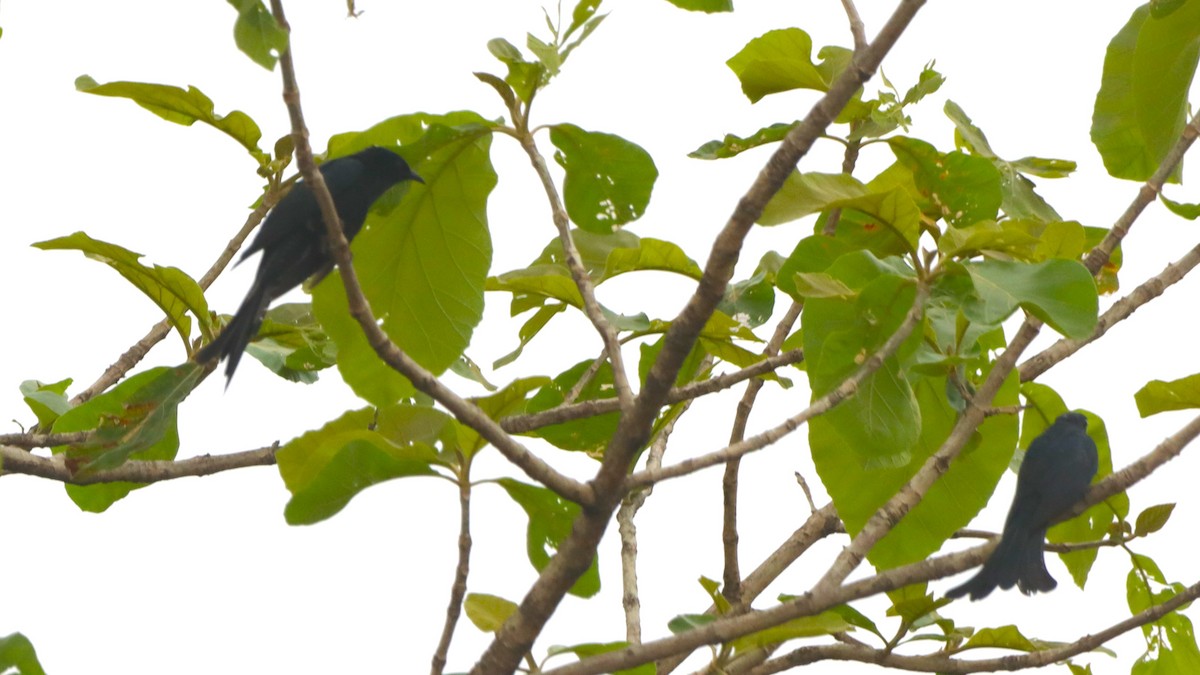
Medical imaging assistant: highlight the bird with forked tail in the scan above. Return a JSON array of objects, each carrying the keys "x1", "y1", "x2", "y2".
[
  {"x1": 196, "y1": 146, "x2": 423, "y2": 385},
  {"x1": 946, "y1": 411, "x2": 1098, "y2": 601}
]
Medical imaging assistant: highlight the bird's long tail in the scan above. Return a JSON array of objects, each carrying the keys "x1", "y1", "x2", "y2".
[
  {"x1": 195, "y1": 281, "x2": 269, "y2": 385},
  {"x1": 946, "y1": 527, "x2": 1055, "y2": 600}
]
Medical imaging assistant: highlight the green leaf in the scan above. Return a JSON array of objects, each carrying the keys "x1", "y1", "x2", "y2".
[
  {"x1": 1161, "y1": 193, "x2": 1200, "y2": 219},
  {"x1": 1135, "y1": 503, "x2": 1176, "y2": 536},
  {"x1": 545, "y1": 643, "x2": 654, "y2": 675},
  {"x1": 277, "y1": 405, "x2": 448, "y2": 524},
  {"x1": 760, "y1": 172, "x2": 865, "y2": 225},
  {"x1": 549, "y1": 124, "x2": 658, "y2": 233},
  {"x1": 315, "y1": 113, "x2": 495, "y2": 407},
  {"x1": 19, "y1": 378, "x2": 72, "y2": 430},
  {"x1": 667, "y1": 614, "x2": 716, "y2": 634},
  {"x1": 815, "y1": 364, "x2": 1020, "y2": 572},
  {"x1": 730, "y1": 610, "x2": 852, "y2": 651},
  {"x1": 243, "y1": 303, "x2": 336, "y2": 383},
  {"x1": 464, "y1": 593, "x2": 518, "y2": 632},
  {"x1": 689, "y1": 122, "x2": 796, "y2": 160},
  {"x1": 75, "y1": 76, "x2": 267, "y2": 166},
  {"x1": 526, "y1": 360, "x2": 620, "y2": 454},
  {"x1": 1136, "y1": 372, "x2": 1200, "y2": 416},
  {"x1": 55, "y1": 364, "x2": 200, "y2": 476},
  {"x1": 889, "y1": 136, "x2": 1002, "y2": 227},
  {"x1": 960, "y1": 625, "x2": 1041, "y2": 652},
  {"x1": 226, "y1": 0, "x2": 288, "y2": 70},
  {"x1": 937, "y1": 219, "x2": 1041, "y2": 260},
  {"x1": 33, "y1": 232, "x2": 211, "y2": 350},
  {"x1": 0, "y1": 633, "x2": 46, "y2": 675},
  {"x1": 726, "y1": 28, "x2": 851, "y2": 102},
  {"x1": 718, "y1": 251, "x2": 781, "y2": 327},
  {"x1": 1092, "y1": 2, "x2": 1200, "y2": 182},
  {"x1": 963, "y1": 259, "x2": 1098, "y2": 339},
  {"x1": 51, "y1": 366, "x2": 199, "y2": 512},
  {"x1": 494, "y1": 304, "x2": 567, "y2": 368},
  {"x1": 664, "y1": 0, "x2": 732, "y2": 12},
  {"x1": 761, "y1": 172, "x2": 921, "y2": 254},
  {"x1": 497, "y1": 478, "x2": 600, "y2": 597}
]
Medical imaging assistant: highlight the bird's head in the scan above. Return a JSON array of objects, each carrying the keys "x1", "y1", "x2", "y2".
[
  {"x1": 357, "y1": 145, "x2": 425, "y2": 185},
  {"x1": 1058, "y1": 411, "x2": 1088, "y2": 430}
]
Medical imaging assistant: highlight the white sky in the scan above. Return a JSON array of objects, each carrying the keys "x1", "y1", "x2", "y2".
[{"x1": 2, "y1": 1, "x2": 1198, "y2": 673}]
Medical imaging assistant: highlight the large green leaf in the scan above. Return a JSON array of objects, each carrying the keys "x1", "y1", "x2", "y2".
[
  {"x1": 760, "y1": 172, "x2": 920, "y2": 254},
  {"x1": 314, "y1": 112, "x2": 495, "y2": 407},
  {"x1": 888, "y1": 136, "x2": 1002, "y2": 227},
  {"x1": 497, "y1": 478, "x2": 600, "y2": 597},
  {"x1": 51, "y1": 366, "x2": 199, "y2": 512},
  {"x1": 549, "y1": 124, "x2": 658, "y2": 233},
  {"x1": 226, "y1": 0, "x2": 288, "y2": 70},
  {"x1": 963, "y1": 259, "x2": 1098, "y2": 339},
  {"x1": 75, "y1": 76, "x2": 267, "y2": 165},
  {"x1": 276, "y1": 405, "x2": 450, "y2": 524},
  {"x1": 1092, "y1": 2, "x2": 1200, "y2": 182},
  {"x1": 726, "y1": 28, "x2": 852, "y2": 102},
  {"x1": 814, "y1": 369, "x2": 1019, "y2": 572},
  {"x1": 33, "y1": 232, "x2": 211, "y2": 349}
]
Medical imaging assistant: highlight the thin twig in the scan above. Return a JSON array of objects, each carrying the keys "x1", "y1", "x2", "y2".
[
  {"x1": 722, "y1": 301, "x2": 803, "y2": 608},
  {"x1": 431, "y1": 465, "x2": 474, "y2": 675},
  {"x1": 501, "y1": 349, "x2": 803, "y2": 434},
  {"x1": 0, "y1": 431, "x2": 93, "y2": 449},
  {"x1": 267, "y1": 0, "x2": 590, "y2": 507},
  {"x1": 617, "y1": 391, "x2": 692, "y2": 644},
  {"x1": 841, "y1": 0, "x2": 868, "y2": 51}
]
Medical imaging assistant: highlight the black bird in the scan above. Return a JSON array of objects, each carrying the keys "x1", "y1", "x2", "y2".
[
  {"x1": 196, "y1": 146, "x2": 423, "y2": 384},
  {"x1": 946, "y1": 411, "x2": 1098, "y2": 601}
]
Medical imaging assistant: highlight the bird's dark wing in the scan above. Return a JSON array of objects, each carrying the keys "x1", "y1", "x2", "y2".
[{"x1": 239, "y1": 155, "x2": 370, "y2": 262}]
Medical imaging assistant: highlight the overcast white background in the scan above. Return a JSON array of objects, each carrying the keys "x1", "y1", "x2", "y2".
[{"x1": 2, "y1": 1, "x2": 1198, "y2": 673}]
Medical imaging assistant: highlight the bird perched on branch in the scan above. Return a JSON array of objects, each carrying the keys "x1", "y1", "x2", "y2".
[
  {"x1": 946, "y1": 411, "x2": 1098, "y2": 601},
  {"x1": 196, "y1": 146, "x2": 423, "y2": 385}
]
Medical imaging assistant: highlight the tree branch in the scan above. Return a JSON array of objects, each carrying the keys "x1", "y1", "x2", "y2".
[
  {"x1": 751, "y1": 580, "x2": 1200, "y2": 673},
  {"x1": 0, "y1": 444, "x2": 277, "y2": 483},
  {"x1": 431, "y1": 467, "x2": 473, "y2": 675},
  {"x1": 267, "y1": 0, "x2": 591, "y2": 507}
]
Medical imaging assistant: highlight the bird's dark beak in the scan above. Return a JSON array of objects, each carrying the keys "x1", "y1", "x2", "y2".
[{"x1": 412, "y1": 172, "x2": 425, "y2": 184}]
